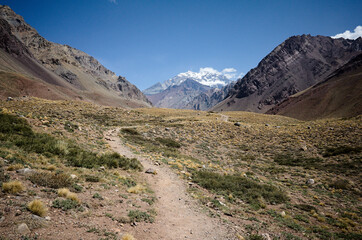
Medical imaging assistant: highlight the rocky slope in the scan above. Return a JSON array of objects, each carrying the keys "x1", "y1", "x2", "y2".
[
  {"x1": 146, "y1": 79, "x2": 212, "y2": 109},
  {"x1": 0, "y1": 5, "x2": 151, "y2": 107},
  {"x1": 185, "y1": 82, "x2": 235, "y2": 110},
  {"x1": 212, "y1": 35, "x2": 362, "y2": 112},
  {"x1": 266, "y1": 53, "x2": 362, "y2": 120}
]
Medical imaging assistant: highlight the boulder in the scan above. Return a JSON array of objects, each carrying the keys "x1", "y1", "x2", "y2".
[{"x1": 17, "y1": 223, "x2": 30, "y2": 235}]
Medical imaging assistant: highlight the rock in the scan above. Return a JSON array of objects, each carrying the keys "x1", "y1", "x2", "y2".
[
  {"x1": 7, "y1": 97, "x2": 13, "y2": 101},
  {"x1": 306, "y1": 179, "x2": 315, "y2": 185},
  {"x1": 234, "y1": 122, "x2": 241, "y2": 127},
  {"x1": 99, "y1": 166, "x2": 106, "y2": 171},
  {"x1": 265, "y1": 124, "x2": 270, "y2": 126},
  {"x1": 70, "y1": 174, "x2": 77, "y2": 179},
  {"x1": 16, "y1": 168, "x2": 36, "y2": 175},
  {"x1": 45, "y1": 216, "x2": 51, "y2": 221},
  {"x1": 17, "y1": 223, "x2": 30, "y2": 235},
  {"x1": 145, "y1": 168, "x2": 157, "y2": 175},
  {"x1": 307, "y1": 126, "x2": 312, "y2": 129},
  {"x1": 261, "y1": 233, "x2": 272, "y2": 240},
  {"x1": 165, "y1": 127, "x2": 170, "y2": 131},
  {"x1": 281, "y1": 211, "x2": 286, "y2": 217},
  {"x1": 0, "y1": 216, "x2": 5, "y2": 223}
]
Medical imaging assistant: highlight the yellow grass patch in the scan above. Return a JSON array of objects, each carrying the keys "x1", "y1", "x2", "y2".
[
  {"x1": 27, "y1": 200, "x2": 47, "y2": 217},
  {"x1": 2, "y1": 180, "x2": 25, "y2": 194}
]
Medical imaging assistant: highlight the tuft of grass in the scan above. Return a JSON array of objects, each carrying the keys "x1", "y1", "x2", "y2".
[
  {"x1": 7, "y1": 164, "x2": 23, "y2": 171},
  {"x1": 57, "y1": 188, "x2": 70, "y2": 197},
  {"x1": 122, "y1": 233, "x2": 136, "y2": 240},
  {"x1": 27, "y1": 200, "x2": 47, "y2": 217},
  {"x1": 127, "y1": 184, "x2": 146, "y2": 194},
  {"x1": 192, "y1": 171, "x2": 288, "y2": 209},
  {"x1": 84, "y1": 175, "x2": 100, "y2": 182},
  {"x1": 2, "y1": 180, "x2": 25, "y2": 194},
  {"x1": 66, "y1": 192, "x2": 80, "y2": 203},
  {"x1": 329, "y1": 179, "x2": 351, "y2": 190},
  {"x1": 29, "y1": 171, "x2": 72, "y2": 188}
]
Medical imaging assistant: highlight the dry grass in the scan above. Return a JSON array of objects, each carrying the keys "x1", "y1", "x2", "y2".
[
  {"x1": 122, "y1": 233, "x2": 136, "y2": 240},
  {"x1": 2, "y1": 180, "x2": 25, "y2": 194},
  {"x1": 27, "y1": 200, "x2": 47, "y2": 217},
  {"x1": 57, "y1": 188, "x2": 80, "y2": 203},
  {"x1": 57, "y1": 188, "x2": 70, "y2": 197},
  {"x1": 127, "y1": 184, "x2": 146, "y2": 194},
  {"x1": 66, "y1": 192, "x2": 80, "y2": 203},
  {"x1": 7, "y1": 164, "x2": 23, "y2": 171}
]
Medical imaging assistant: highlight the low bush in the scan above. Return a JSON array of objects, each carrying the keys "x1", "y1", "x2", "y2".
[
  {"x1": 52, "y1": 198, "x2": 79, "y2": 210},
  {"x1": 121, "y1": 233, "x2": 136, "y2": 240},
  {"x1": 121, "y1": 128, "x2": 139, "y2": 135},
  {"x1": 29, "y1": 172, "x2": 72, "y2": 188},
  {"x1": 27, "y1": 200, "x2": 47, "y2": 217},
  {"x1": 274, "y1": 153, "x2": 321, "y2": 168},
  {"x1": 57, "y1": 188, "x2": 70, "y2": 197},
  {"x1": 2, "y1": 180, "x2": 25, "y2": 194},
  {"x1": 329, "y1": 179, "x2": 351, "y2": 190},
  {"x1": 155, "y1": 137, "x2": 181, "y2": 148},
  {"x1": 127, "y1": 184, "x2": 146, "y2": 194},
  {"x1": 128, "y1": 210, "x2": 154, "y2": 223},
  {"x1": 84, "y1": 175, "x2": 100, "y2": 182},
  {"x1": 323, "y1": 146, "x2": 361, "y2": 157},
  {"x1": 192, "y1": 171, "x2": 288, "y2": 209}
]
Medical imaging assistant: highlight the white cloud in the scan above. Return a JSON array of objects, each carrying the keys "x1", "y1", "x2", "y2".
[
  {"x1": 331, "y1": 26, "x2": 362, "y2": 40},
  {"x1": 108, "y1": 0, "x2": 117, "y2": 4}
]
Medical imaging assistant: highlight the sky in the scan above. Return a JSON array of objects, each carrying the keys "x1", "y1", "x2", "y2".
[{"x1": 2, "y1": 0, "x2": 362, "y2": 90}]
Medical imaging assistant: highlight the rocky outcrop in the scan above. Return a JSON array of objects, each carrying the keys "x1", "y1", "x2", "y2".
[
  {"x1": 0, "y1": 5, "x2": 151, "y2": 107},
  {"x1": 212, "y1": 35, "x2": 362, "y2": 112}
]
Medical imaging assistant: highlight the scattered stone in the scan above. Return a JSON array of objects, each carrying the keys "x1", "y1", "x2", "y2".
[
  {"x1": 307, "y1": 126, "x2": 312, "y2": 129},
  {"x1": 234, "y1": 122, "x2": 241, "y2": 127},
  {"x1": 99, "y1": 166, "x2": 106, "y2": 171},
  {"x1": 17, "y1": 223, "x2": 30, "y2": 235},
  {"x1": 0, "y1": 216, "x2": 5, "y2": 223},
  {"x1": 145, "y1": 168, "x2": 157, "y2": 174},
  {"x1": 16, "y1": 168, "x2": 36, "y2": 175},
  {"x1": 306, "y1": 179, "x2": 315, "y2": 185},
  {"x1": 224, "y1": 212, "x2": 233, "y2": 216},
  {"x1": 7, "y1": 97, "x2": 13, "y2": 101},
  {"x1": 70, "y1": 174, "x2": 78, "y2": 179},
  {"x1": 45, "y1": 216, "x2": 51, "y2": 221},
  {"x1": 265, "y1": 124, "x2": 270, "y2": 126},
  {"x1": 165, "y1": 127, "x2": 170, "y2": 131},
  {"x1": 261, "y1": 233, "x2": 272, "y2": 240},
  {"x1": 281, "y1": 211, "x2": 286, "y2": 217}
]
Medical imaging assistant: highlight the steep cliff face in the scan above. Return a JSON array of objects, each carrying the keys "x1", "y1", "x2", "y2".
[
  {"x1": 266, "y1": 53, "x2": 362, "y2": 120},
  {"x1": 212, "y1": 35, "x2": 362, "y2": 112},
  {"x1": 0, "y1": 5, "x2": 151, "y2": 107}
]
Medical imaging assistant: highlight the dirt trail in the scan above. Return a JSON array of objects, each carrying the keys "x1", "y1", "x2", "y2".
[{"x1": 105, "y1": 128, "x2": 234, "y2": 240}]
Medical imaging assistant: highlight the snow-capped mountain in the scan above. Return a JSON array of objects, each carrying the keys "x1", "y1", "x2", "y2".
[{"x1": 143, "y1": 67, "x2": 238, "y2": 95}]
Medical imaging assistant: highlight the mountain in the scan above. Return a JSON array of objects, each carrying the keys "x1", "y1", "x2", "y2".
[
  {"x1": 0, "y1": 5, "x2": 151, "y2": 108},
  {"x1": 146, "y1": 79, "x2": 212, "y2": 109},
  {"x1": 266, "y1": 53, "x2": 362, "y2": 120},
  {"x1": 185, "y1": 82, "x2": 235, "y2": 110},
  {"x1": 144, "y1": 67, "x2": 233, "y2": 95},
  {"x1": 212, "y1": 35, "x2": 362, "y2": 112},
  {"x1": 144, "y1": 67, "x2": 235, "y2": 108}
]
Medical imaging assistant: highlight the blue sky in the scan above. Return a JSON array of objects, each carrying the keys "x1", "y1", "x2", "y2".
[{"x1": 2, "y1": 0, "x2": 361, "y2": 90}]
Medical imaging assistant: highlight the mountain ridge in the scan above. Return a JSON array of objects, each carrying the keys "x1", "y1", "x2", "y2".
[
  {"x1": 212, "y1": 34, "x2": 362, "y2": 113},
  {"x1": 0, "y1": 5, "x2": 151, "y2": 108}
]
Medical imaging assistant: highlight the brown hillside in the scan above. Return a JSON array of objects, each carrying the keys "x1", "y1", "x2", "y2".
[{"x1": 267, "y1": 54, "x2": 362, "y2": 120}]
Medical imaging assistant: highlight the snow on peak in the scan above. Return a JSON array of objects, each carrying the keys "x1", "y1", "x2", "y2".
[{"x1": 164, "y1": 67, "x2": 240, "y2": 88}]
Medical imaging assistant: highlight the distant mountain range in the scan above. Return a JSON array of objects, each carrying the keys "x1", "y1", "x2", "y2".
[
  {"x1": 144, "y1": 68, "x2": 235, "y2": 109},
  {"x1": 0, "y1": 5, "x2": 151, "y2": 108}
]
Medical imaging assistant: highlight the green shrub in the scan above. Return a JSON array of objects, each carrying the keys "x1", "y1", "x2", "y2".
[
  {"x1": 274, "y1": 153, "x2": 321, "y2": 168},
  {"x1": 52, "y1": 198, "x2": 79, "y2": 210},
  {"x1": 329, "y1": 179, "x2": 350, "y2": 190},
  {"x1": 192, "y1": 171, "x2": 288, "y2": 209},
  {"x1": 323, "y1": 146, "x2": 361, "y2": 157},
  {"x1": 84, "y1": 175, "x2": 100, "y2": 182},
  {"x1": 128, "y1": 210, "x2": 154, "y2": 223},
  {"x1": 155, "y1": 137, "x2": 181, "y2": 148},
  {"x1": 121, "y1": 128, "x2": 139, "y2": 135},
  {"x1": 28, "y1": 172, "x2": 73, "y2": 188}
]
